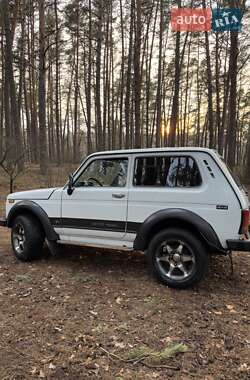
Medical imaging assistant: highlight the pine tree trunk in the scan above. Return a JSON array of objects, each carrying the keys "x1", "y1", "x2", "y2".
[
  {"x1": 155, "y1": 0, "x2": 163, "y2": 147},
  {"x1": 73, "y1": 1, "x2": 80, "y2": 162},
  {"x1": 125, "y1": 0, "x2": 134, "y2": 148},
  {"x1": 95, "y1": 0, "x2": 103, "y2": 150},
  {"x1": 54, "y1": 0, "x2": 61, "y2": 164},
  {"x1": 28, "y1": 2, "x2": 39, "y2": 162},
  {"x1": 134, "y1": 0, "x2": 142, "y2": 148},
  {"x1": 202, "y1": 0, "x2": 214, "y2": 148},
  {"x1": 87, "y1": 0, "x2": 92, "y2": 154},
  {"x1": 215, "y1": 33, "x2": 222, "y2": 154},
  {"x1": 227, "y1": 30, "x2": 238, "y2": 168},
  {"x1": 38, "y1": 0, "x2": 48, "y2": 174},
  {"x1": 2, "y1": 0, "x2": 23, "y2": 161},
  {"x1": 119, "y1": 0, "x2": 125, "y2": 149},
  {"x1": 169, "y1": 30, "x2": 180, "y2": 146},
  {"x1": 204, "y1": 30, "x2": 214, "y2": 148}
]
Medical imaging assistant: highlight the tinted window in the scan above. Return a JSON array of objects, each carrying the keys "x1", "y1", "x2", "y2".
[
  {"x1": 134, "y1": 156, "x2": 202, "y2": 187},
  {"x1": 75, "y1": 158, "x2": 128, "y2": 187}
]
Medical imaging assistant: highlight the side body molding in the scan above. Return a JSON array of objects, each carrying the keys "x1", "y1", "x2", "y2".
[
  {"x1": 7, "y1": 201, "x2": 59, "y2": 241},
  {"x1": 133, "y1": 208, "x2": 224, "y2": 252}
]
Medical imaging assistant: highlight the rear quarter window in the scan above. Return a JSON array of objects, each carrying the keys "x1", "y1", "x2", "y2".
[{"x1": 133, "y1": 156, "x2": 202, "y2": 187}]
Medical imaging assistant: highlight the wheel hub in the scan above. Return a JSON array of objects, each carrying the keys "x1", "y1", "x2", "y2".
[
  {"x1": 172, "y1": 252, "x2": 181, "y2": 263},
  {"x1": 156, "y1": 240, "x2": 196, "y2": 281}
]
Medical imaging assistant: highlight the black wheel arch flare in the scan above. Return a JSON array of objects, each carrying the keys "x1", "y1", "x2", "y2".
[
  {"x1": 7, "y1": 201, "x2": 59, "y2": 241},
  {"x1": 133, "y1": 208, "x2": 225, "y2": 253}
]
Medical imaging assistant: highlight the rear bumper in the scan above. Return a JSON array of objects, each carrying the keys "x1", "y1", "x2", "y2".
[
  {"x1": 0, "y1": 219, "x2": 7, "y2": 227},
  {"x1": 227, "y1": 239, "x2": 250, "y2": 252}
]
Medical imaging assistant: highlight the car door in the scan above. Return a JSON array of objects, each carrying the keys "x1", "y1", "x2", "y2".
[{"x1": 61, "y1": 155, "x2": 129, "y2": 244}]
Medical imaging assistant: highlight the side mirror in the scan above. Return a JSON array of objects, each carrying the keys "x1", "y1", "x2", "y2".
[{"x1": 67, "y1": 174, "x2": 75, "y2": 196}]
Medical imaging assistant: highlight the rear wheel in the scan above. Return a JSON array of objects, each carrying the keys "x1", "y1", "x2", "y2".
[
  {"x1": 147, "y1": 228, "x2": 209, "y2": 289},
  {"x1": 11, "y1": 215, "x2": 45, "y2": 261}
]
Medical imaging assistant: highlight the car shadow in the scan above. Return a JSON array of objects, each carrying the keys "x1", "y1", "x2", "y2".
[{"x1": 42, "y1": 244, "x2": 248, "y2": 295}]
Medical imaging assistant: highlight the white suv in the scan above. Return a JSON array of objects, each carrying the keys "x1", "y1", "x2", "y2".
[{"x1": 1, "y1": 148, "x2": 249, "y2": 289}]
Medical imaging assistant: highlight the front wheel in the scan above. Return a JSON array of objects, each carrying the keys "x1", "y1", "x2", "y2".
[
  {"x1": 147, "y1": 228, "x2": 209, "y2": 289},
  {"x1": 11, "y1": 215, "x2": 45, "y2": 261}
]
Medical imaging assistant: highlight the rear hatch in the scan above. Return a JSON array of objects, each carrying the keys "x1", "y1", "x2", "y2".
[{"x1": 216, "y1": 154, "x2": 249, "y2": 235}]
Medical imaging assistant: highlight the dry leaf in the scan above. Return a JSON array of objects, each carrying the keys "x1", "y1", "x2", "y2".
[
  {"x1": 213, "y1": 311, "x2": 222, "y2": 315},
  {"x1": 116, "y1": 297, "x2": 122, "y2": 304},
  {"x1": 114, "y1": 341, "x2": 126, "y2": 349},
  {"x1": 238, "y1": 363, "x2": 250, "y2": 372},
  {"x1": 226, "y1": 304, "x2": 236, "y2": 313},
  {"x1": 30, "y1": 367, "x2": 37, "y2": 375},
  {"x1": 39, "y1": 370, "x2": 45, "y2": 378}
]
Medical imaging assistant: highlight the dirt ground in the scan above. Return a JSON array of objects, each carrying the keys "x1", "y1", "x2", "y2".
[{"x1": 0, "y1": 166, "x2": 249, "y2": 379}]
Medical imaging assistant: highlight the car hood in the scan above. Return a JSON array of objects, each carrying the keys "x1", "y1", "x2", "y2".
[{"x1": 8, "y1": 188, "x2": 58, "y2": 201}]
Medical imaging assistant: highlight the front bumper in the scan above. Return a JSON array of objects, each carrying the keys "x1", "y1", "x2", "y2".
[
  {"x1": 0, "y1": 219, "x2": 7, "y2": 227},
  {"x1": 227, "y1": 239, "x2": 250, "y2": 252}
]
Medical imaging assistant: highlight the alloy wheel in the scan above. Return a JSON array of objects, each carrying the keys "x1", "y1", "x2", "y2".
[{"x1": 155, "y1": 240, "x2": 196, "y2": 281}]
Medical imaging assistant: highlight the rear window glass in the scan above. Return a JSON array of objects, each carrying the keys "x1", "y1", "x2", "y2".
[{"x1": 134, "y1": 156, "x2": 202, "y2": 187}]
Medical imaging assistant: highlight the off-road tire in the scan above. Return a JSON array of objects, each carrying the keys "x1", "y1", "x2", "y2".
[
  {"x1": 11, "y1": 215, "x2": 45, "y2": 261},
  {"x1": 147, "y1": 228, "x2": 209, "y2": 289}
]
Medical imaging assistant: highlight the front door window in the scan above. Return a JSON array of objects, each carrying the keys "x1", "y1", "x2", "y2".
[{"x1": 75, "y1": 158, "x2": 128, "y2": 188}]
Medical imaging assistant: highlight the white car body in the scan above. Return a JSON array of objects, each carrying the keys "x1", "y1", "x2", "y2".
[{"x1": 5, "y1": 147, "x2": 249, "y2": 251}]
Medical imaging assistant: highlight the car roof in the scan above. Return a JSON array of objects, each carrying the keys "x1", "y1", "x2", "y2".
[{"x1": 88, "y1": 147, "x2": 217, "y2": 157}]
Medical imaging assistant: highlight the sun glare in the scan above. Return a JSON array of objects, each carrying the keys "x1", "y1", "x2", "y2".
[{"x1": 161, "y1": 121, "x2": 170, "y2": 137}]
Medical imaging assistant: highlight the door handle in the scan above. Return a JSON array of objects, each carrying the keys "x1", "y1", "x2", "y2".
[{"x1": 112, "y1": 193, "x2": 125, "y2": 199}]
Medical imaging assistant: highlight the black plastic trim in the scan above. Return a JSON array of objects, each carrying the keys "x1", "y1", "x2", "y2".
[
  {"x1": 133, "y1": 208, "x2": 223, "y2": 252},
  {"x1": 50, "y1": 217, "x2": 141, "y2": 234},
  {"x1": 227, "y1": 239, "x2": 250, "y2": 252},
  {"x1": 50, "y1": 217, "x2": 126, "y2": 232},
  {"x1": 127, "y1": 222, "x2": 141, "y2": 233},
  {"x1": 0, "y1": 218, "x2": 7, "y2": 227},
  {"x1": 7, "y1": 201, "x2": 59, "y2": 241}
]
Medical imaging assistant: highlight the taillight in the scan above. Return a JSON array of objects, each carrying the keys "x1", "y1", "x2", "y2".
[{"x1": 240, "y1": 209, "x2": 250, "y2": 236}]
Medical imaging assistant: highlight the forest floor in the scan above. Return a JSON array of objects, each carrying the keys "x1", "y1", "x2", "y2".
[{"x1": 0, "y1": 167, "x2": 249, "y2": 380}]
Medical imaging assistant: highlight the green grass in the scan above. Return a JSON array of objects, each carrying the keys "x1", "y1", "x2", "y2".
[{"x1": 126, "y1": 343, "x2": 188, "y2": 364}]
